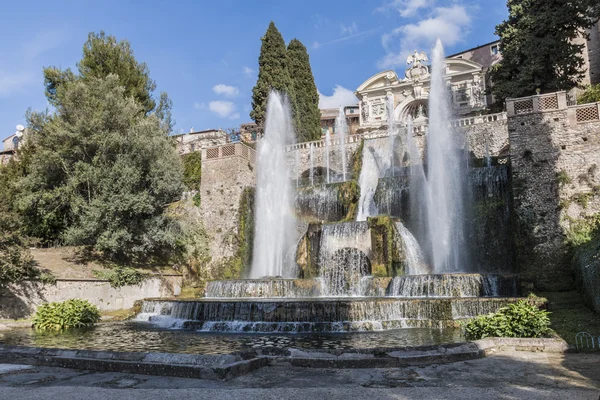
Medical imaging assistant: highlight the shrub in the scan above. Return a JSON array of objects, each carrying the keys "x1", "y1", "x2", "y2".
[
  {"x1": 464, "y1": 300, "x2": 551, "y2": 340},
  {"x1": 93, "y1": 267, "x2": 150, "y2": 288},
  {"x1": 32, "y1": 299, "x2": 101, "y2": 330},
  {"x1": 578, "y1": 84, "x2": 600, "y2": 105}
]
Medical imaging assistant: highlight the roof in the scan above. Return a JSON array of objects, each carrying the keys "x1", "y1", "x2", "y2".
[
  {"x1": 447, "y1": 40, "x2": 501, "y2": 58},
  {"x1": 2, "y1": 134, "x2": 15, "y2": 143},
  {"x1": 171, "y1": 129, "x2": 222, "y2": 138}
]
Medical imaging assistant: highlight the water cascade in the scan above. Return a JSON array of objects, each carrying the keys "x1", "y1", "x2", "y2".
[
  {"x1": 250, "y1": 92, "x2": 296, "y2": 278},
  {"x1": 394, "y1": 222, "x2": 428, "y2": 275},
  {"x1": 318, "y1": 222, "x2": 371, "y2": 296},
  {"x1": 356, "y1": 139, "x2": 391, "y2": 221},
  {"x1": 336, "y1": 106, "x2": 348, "y2": 181}
]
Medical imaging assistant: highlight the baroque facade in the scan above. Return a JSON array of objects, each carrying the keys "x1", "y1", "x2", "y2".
[{"x1": 355, "y1": 49, "x2": 490, "y2": 130}]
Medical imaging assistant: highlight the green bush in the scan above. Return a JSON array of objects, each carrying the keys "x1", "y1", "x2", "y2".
[
  {"x1": 464, "y1": 300, "x2": 551, "y2": 340},
  {"x1": 32, "y1": 299, "x2": 101, "y2": 330},
  {"x1": 182, "y1": 152, "x2": 202, "y2": 190},
  {"x1": 93, "y1": 267, "x2": 150, "y2": 288},
  {"x1": 578, "y1": 83, "x2": 600, "y2": 104}
]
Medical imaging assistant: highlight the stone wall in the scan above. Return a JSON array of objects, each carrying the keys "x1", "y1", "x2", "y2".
[
  {"x1": 200, "y1": 144, "x2": 256, "y2": 271},
  {"x1": 508, "y1": 92, "x2": 600, "y2": 291},
  {"x1": 0, "y1": 275, "x2": 182, "y2": 319}
]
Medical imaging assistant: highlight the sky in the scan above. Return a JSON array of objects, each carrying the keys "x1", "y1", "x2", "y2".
[{"x1": 0, "y1": 0, "x2": 509, "y2": 137}]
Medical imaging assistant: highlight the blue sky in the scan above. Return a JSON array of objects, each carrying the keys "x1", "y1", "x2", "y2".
[{"x1": 0, "y1": 0, "x2": 508, "y2": 137}]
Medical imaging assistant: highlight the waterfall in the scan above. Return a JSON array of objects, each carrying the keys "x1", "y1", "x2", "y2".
[
  {"x1": 394, "y1": 222, "x2": 429, "y2": 275},
  {"x1": 336, "y1": 106, "x2": 348, "y2": 181},
  {"x1": 250, "y1": 91, "x2": 297, "y2": 278},
  {"x1": 318, "y1": 222, "x2": 371, "y2": 296},
  {"x1": 356, "y1": 139, "x2": 390, "y2": 221},
  {"x1": 423, "y1": 39, "x2": 469, "y2": 273}
]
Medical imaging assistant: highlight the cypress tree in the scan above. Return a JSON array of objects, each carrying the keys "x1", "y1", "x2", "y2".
[
  {"x1": 250, "y1": 22, "x2": 296, "y2": 130},
  {"x1": 492, "y1": 0, "x2": 600, "y2": 104},
  {"x1": 287, "y1": 39, "x2": 321, "y2": 142}
]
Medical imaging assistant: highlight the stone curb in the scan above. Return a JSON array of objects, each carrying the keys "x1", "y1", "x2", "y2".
[
  {"x1": 0, "y1": 345, "x2": 267, "y2": 380},
  {"x1": 0, "y1": 337, "x2": 571, "y2": 378}
]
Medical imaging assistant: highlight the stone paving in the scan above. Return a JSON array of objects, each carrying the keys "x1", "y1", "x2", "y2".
[{"x1": 0, "y1": 350, "x2": 598, "y2": 399}]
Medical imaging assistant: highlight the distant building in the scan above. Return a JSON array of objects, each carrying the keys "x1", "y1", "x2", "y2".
[
  {"x1": 173, "y1": 129, "x2": 228, "y2": 155},
  {"x1": 320, "y1": 106, "x2": 360, "y2": 138},
  {"x1": 1, "y1": 126, "x2": 26, "y2": 165}
]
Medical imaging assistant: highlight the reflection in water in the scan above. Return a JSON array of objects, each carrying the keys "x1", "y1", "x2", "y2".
[{"x1": 0, "y1": 322, "x2": 463, "y2": 355}]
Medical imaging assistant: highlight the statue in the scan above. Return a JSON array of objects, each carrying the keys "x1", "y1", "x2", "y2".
[
  {"x1": 405, "y1": 50, "x2": 430, "y2": 81},
  {"x1": 361, "y1": 100, "x2": 369, "y2": 122}
]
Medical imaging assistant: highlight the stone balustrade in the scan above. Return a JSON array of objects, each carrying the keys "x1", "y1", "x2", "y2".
[
  {"x1": 506, "y1": 91, "x2": 600, "y2": 125},
  {"x1": 201, "y1": 142, "x2": 256, "y2": 165}
]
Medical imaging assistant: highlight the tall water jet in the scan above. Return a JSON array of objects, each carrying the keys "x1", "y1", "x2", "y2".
[
  {"x1": 325, "y1": 128, "x2": 331, "y2": 183},
  {"x1": 335, "y1": 107, "x2": 348, "y2": 181},
  {"x1": 295, "y1": 149, "x2": 300, "y2": 187},
  {"x1": 250, "y1": 92, "x2": 297, "y2": 278},
  {"x1": 424, "y1": 40, "x2": 469, "y2": 272},
  {"x1": 310, "y1": 143, "x2": 314, "y2": 186},
  {"x1": 387, "y1": 94, "x2": 396, "y2": 177},
  {"x1": 404, "y1": 117, "x2": 429, "y2": 257}
]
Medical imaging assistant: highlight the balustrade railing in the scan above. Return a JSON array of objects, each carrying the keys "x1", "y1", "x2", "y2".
[{"x1": 202, "y1": 142, "x2": 256, "y2": 164}]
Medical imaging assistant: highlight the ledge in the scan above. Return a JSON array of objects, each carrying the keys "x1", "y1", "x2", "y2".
[{"x1": 0, "y1": 337, "x2": 570, "y2": 379}]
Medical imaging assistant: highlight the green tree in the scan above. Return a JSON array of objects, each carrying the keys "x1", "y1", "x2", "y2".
[
  {"x1": 250, "y1": 22, "x2": 296, "y2": 129},
  {"x1": 578, "y1": 83, "x2": 600, "y2": 104},
  {"x1": 44, "y1": 31, "x2": 169, "y2": 118},
  {"x1": 0, "y1": 160, "x2": 39, "y2": 284},
  {"x1": 19, "y1": 75, "x2": 184, "y2": 263},
  {"x1": 492, "y1": 0, "x2": 600, "y2": 103},
  {"x1": 287, "y1": 39, "x2": 321, "y2": 142}
]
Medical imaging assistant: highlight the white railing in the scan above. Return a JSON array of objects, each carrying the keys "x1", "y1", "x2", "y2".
[
  {"x1": 202, "y1": 142, "x2": 257, "y2": 165},
  {"x1": 450, "y1": 112, "x2": 507, "y2": 128},
  {"x1": 569, "y1": 102, "x2": 600, "y2": 123},
  {"x1": 507, "y1": 92, "x2": 565, "y2": 116}
]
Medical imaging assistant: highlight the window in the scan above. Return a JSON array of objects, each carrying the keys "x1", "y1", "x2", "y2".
[{"x1": 491, "y1": 45, "x2": 499, "y2": 55}]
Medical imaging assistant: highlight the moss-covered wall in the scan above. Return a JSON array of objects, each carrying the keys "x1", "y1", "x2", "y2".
[
  {"x1": 295, "y1": 223, "x2": 322, "y2": 279},
  {"x1": 218, "y1": 187, "x2": 255, "y2": 280},
  {"x1": 367, "y1": 216, "x2": 404, "y2": 277}
]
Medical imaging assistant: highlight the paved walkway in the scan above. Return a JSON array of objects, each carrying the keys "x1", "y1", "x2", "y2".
[{"x1": 0, "y1": 350, "x2": 598, "y2": 399}]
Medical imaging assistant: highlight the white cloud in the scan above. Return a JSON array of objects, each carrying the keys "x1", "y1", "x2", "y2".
[
  {"x1": 340, "y1": 22, "x2": 358, "y2": 36},
  {"x1": 193, "y1": 102, "x2": 205, "y2": 110},
  {"x1": 378, "y1": 4, "x2": 471, "y2": 69},
  {"x1": 212, "y1": 84, "x2": 239, "y2": 97},
  {"x1": 318, "y1": 85, "x2": 359, "y2": 109},
  {"x1": 243, "y1": 66, "x2": 254, "y2": 76},
  {"x1": 209, "y1": 100, "x2": 240, "y2": 119},
  {"x1": 376, "y1": 0, "x2": 433, "y2": 17}
]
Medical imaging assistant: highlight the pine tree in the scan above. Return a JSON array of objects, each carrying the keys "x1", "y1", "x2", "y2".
[
  {"x1": 287, "y1": 39, "x2": 321, "y2": 142},
  {"x1": 492, "y1": 0, "x2": 600, "y2": 103},
  {"x1": 44, "y1": 31, "x2": 164, "y2": 116},
  {"x1": 250, "y1": 22, "x2": 296, "y2": 129}
]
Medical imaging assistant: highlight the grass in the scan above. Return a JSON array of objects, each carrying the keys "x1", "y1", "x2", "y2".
[{"x1": 538, "y1": 291, "x2": 600, "y2": 350}]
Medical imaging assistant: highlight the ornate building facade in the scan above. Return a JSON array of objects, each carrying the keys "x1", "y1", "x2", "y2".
[{"x1": 355, "y1": 49, "x2": 491, "y2": 130}]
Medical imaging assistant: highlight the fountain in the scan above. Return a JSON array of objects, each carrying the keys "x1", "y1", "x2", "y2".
[
  {"x1": 138, "y1": 44, "x2": 520, "y2": 336},
  {"x1": 249, "y1": 92, "x2": 296, "y2": 278},
  {"x1": 335, "y1": 106, "x2": 348, "y2": 181}
]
